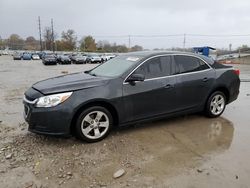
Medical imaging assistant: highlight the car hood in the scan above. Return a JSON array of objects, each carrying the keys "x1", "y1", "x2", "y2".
[
  {"x1": 32, "y1": 72, "x2": 111, "y2": 95},
  {"x1": 61, "y1": 57, "x2": 70, "y2": 60}
]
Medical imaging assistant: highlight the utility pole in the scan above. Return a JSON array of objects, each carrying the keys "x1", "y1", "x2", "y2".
[
  {"x1": 128, "y1": 35, "x2": 131, "y2": 50},
  {"x1": 229, "y1": 43, "x2": 232, "y2": 51},
  {"x1": 51, "y1": 18, "x2": 55, "y2": 52},
  {"x1": 38, "y1": 16, "x2": 43, "y2": 51},
  {"x1": 183, "y1": 33, "x2": 186, "y2": 51}
]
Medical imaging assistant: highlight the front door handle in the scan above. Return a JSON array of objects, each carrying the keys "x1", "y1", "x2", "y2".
[{"x1": 203, "y1": 77, "x2": 208, "y2": 82}]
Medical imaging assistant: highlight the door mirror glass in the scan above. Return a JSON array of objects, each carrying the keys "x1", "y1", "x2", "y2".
[{"x1": 126, "y1": 74, "x2": 145, "y2": 82}]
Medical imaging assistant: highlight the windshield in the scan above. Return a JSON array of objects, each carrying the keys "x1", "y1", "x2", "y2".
[
  {"x1": 89, "y1": 54, "x2": 99, "y2": 58},
  {"x1": 89, "y1": 56, "x2": 141, "y2": 77},
  {"x1": 45, "y1": 55, "x2": 55, "y2": 58}
]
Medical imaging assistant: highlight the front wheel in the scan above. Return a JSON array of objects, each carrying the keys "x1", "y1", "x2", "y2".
[
  {"x1": 205, "y1": 91, "x2": 226, "y2": 118},
  {"x1": 75, "y1": 106, "x2": 113, "y2": 142}
]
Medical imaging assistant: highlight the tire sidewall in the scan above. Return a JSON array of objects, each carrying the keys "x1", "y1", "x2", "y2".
[
  {"x1": 206, "y1": 91, "x2": 226, "y2": 118},
  {"x1": 75, "y1": 106, "x2": 113, "y2": 142}
]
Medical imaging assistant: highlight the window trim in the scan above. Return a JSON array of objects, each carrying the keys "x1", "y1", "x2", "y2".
[{"x1": 123, "y1": 54, "x2": 212, "y2": 84}]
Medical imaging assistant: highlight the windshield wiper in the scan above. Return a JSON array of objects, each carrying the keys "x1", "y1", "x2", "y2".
[
  {"x1": 84, "y1": 70, "x2": 96, "y2": 76},
  {"x1": 88, "y1": 72, "x2": 96, "y2": 76}
]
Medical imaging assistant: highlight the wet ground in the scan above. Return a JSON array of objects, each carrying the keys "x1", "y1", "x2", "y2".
[{"x1": 0, "y1": 55, "x2": 250, "y2": 188}]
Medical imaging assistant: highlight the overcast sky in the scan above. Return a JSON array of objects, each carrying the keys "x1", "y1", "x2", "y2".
[{"x1": 1, "y1": 0, "x2": 250, "y2": 49}]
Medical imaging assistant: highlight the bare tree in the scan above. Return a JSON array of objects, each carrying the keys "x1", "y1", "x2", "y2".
[{"x1": 43, "y1": 27, "x2": 56, "y2": 51}]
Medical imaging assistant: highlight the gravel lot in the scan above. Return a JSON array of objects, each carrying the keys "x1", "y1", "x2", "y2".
[{"x1": 0, "y1": 55, "x2": 250, "y2": 188}]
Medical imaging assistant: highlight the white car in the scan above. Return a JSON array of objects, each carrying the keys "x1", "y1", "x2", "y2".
[
  {"x1": 100, "y1": 54, "x2": 116, "y2": 62},
  {"x1": 86, "y1": 54, "x2": 102, "y2": 63},
  {"x1": 2, "y1": 51, "x2": 9, "y2": 55},
  {"x1": 32, "y1": 54, "x2": 40, "y2": 60}
]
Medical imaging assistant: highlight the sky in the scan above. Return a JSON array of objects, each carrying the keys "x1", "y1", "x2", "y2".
[{"x1": 1, "y1": 0, "x2": 250, "y2": 49}]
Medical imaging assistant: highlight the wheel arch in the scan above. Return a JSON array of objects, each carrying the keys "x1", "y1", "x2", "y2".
[
  {"x1": 70, "y1": 99, "x2": 119, "y2": 135},
  {"x1": 207, "y1": 86, "x2": 230, "y2": 104}
]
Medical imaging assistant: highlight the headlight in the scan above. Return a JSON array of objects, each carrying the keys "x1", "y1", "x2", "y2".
[{"x1": 36, "y1": 92, "x2": 73, "y2": 108}]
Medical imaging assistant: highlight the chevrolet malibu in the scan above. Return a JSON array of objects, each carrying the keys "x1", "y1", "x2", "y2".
[{"x1": 23, "y1": 51, "x2": 240, "y2": 142}]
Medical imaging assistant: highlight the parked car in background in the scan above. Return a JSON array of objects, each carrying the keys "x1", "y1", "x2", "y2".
[
  {"x1": 100, "y1": 54, "x2": 108, "y2": 62},
  {"x1": 38, "y1": 52, "x2": 46, "y2": 59},
  {"x1": 68, "y1": 53, "x2": 76, "y2": 59},
  {"x1": 32, "y1": 54, "x2": 40, "y2": 60},
  {"x1": 86, "y1": 54, "x2": 102, "y2": 63},
  {"x1": 23, "y1": 51, "x2": 240, "y2": 142},
  {"x1": 71, "y1": 55, "x2": 87, "y2": 64},
  {"x1": 22, "y1": 53, "x2": 32, "y2": 60},
  {"x1": 57, "y1": 55, "x2": 71, "y2": 64},
  {"x1": 100, "y1": 54, "x2": 117, "y2": 62},
  {"x1": 13, "y1": 53, "x2": 22, "y2": 60},
  {"x1": 2, "y1": 51, "x2": 9, "y2": 55},
  {"x1": 42, "y1": 54, "x2": 57, "y2": 65}
]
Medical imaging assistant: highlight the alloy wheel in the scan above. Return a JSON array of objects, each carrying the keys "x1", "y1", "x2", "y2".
[
  {"x1": 210, "y1": 94, "x2": 225, "y2": 116},
  {"x1": 81, "y1": 111, "x2": 110, "y2": 139}
]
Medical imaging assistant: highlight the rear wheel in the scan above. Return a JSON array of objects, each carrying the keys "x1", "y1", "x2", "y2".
[
  {"x1": 205, "y1": 91, "x2": 226, "y2": 118},
  {"x1": 75, "y1": 106, "x2": 113, "y2": 142}
]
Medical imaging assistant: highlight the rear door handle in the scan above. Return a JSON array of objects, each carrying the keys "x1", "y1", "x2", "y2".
[
  {"x1": 203, "y1": 77, "x2": 208, "y2": 82},
  {"x1": 165, "y1": 84, "x2": 174, "y2": 89}
]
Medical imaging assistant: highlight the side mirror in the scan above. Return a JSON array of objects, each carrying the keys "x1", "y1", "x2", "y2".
[{"x1": 126, "y1": 74, "x2": 145, "y2": 83}]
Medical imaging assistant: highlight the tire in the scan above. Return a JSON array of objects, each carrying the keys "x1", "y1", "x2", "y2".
[
  {"x1": 75, "y1": 106, "x2": 113, "y2": 142},
  {"x1": 205, "y1": 91, "x2": 226, "y2": 118}
]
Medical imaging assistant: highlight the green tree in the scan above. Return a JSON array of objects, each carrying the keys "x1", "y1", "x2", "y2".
[
  {"x1": 81, "y1": 36, "x2": 96, "y2": 52},
  {"x1": 61, "y1": 29, "x2": 77, "y2": 51},
  {"x1": 113, "y1": 45, "x2": 128, "y2": 53},
  {"x1": 25, "y1": 36, "x2": 39, "y2": 50},
  {"x1": 55, "y1": 40, "x2": 64, "y2": 51},
  {"x1": 130, "y1": 45, "x2": 143, "y2": 52},
  {"x1": 0, "y1": 36, "x2": 4, "y2": 50},
  {"x1": 7, "y1": 34, "x2": 24, "y2": 50}
]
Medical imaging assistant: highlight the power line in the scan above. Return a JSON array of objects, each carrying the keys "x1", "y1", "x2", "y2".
[
  {"x1": 92, "y1": 35, "x2": 129, "y2": 38},
  {"x1": 185, "y1": 34, "x2": 250, "y2": 37},
  {"x1": 92, "y1": 34, "x2": 250, "y2": 38},
  {"x1": 93, "y1": 34, "x2": 183, "y2": 38}
]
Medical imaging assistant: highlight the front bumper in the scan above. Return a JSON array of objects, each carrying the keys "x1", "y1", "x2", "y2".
[
  {"x1": 23, "y1": 97, "x2": 73, "y2": 136},
  {"x1": 91, "y1": 60, "x2": 101, "y2": 63},
  {"x1": 74, "y1": 60, "x2": 85, "y2": 64},
  {"x1": 43, "y1": 60, "x2": 57, "y2": 65},
  {"x1": 61, "y1": 60, "x2": 71, "y2": 64}
]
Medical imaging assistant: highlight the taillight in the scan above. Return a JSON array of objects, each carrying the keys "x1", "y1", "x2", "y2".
[{"x1": 234, "y1": 69, "x2": 240, "y2": 76}]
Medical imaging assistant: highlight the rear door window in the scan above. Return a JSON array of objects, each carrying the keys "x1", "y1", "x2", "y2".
[{"x1": 174, "y1": 55, "x2": 209, "y2": 74}]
